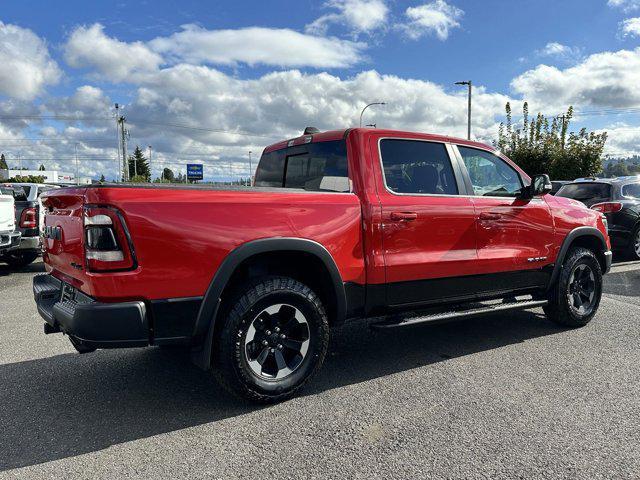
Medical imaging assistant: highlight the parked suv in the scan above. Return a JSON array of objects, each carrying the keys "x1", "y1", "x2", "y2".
[
  {"x1": 556, "y1": 177, "x2": 640, "y2": 259},
  {"x1": 34, "y1": 128, "x2": 611, "y2": 402},
  {"x1": 0, "y1": 186, "x2": 21, "y2": 257}
]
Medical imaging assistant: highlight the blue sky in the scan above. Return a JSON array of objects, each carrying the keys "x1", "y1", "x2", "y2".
[{"x1": 1, "y1": 0, "x2": 640, "y2": 180}]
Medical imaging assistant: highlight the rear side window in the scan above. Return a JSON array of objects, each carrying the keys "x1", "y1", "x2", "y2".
[
  {"x1": 622, "y1": 183, "x2": 640, "y2": 199},
  {"x1": 379, "y1": 139, "x2": 458, "y2": 195},
  {"x1": 458, "y1": 147, "x2": 523, "y2": 197},
  {"x1": 556, "y1": 183, "x2": 612, "y2": 203},
  {"x1": 255, "y1": 140, "x2": 349, "y2": 192}
]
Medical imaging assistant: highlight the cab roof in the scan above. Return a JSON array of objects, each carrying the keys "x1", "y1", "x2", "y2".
[{"x1": 263, "y1": 128, "x2": 498, "y2": 154}]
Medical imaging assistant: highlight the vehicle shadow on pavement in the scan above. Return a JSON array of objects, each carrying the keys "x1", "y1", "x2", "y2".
[
  {"x1": 602, "y1": 268, "x2": 640, "y2": 298},
  {"x1": 0, "y1": 309, "x2": 561, "y2": 472},
  {"x1": 0, "y1": 261, "x2": 45, "y2": 277}
]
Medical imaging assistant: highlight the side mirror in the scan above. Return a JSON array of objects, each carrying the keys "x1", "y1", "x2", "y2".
[{"x1": 520, "y1": 174, "x2": 553, "y2": 199}]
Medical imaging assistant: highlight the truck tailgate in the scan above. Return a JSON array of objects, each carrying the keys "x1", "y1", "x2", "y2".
[{"x1": 41, "y1": 189, "x2": 87, "y2": 287}]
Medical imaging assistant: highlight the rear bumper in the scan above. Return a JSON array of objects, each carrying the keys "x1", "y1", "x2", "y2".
[
  {"x1": 16, "y1": 235, "x2": 40, "y2": 251},
  {"x1": 0, "y1": 231, "x2": 21, "y2": 253},
  {"x1": 33, "y1": 274, "x2": 149, "y2": 348}
]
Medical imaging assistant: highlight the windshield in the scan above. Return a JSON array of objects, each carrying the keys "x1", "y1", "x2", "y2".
[{"x1": 556, "y1": 183, "x2": 612, "y2": 206}]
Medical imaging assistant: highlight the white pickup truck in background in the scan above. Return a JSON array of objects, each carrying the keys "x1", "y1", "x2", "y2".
[{"x1": 0, "y1": 186, "x2": 21, "y2": 257}]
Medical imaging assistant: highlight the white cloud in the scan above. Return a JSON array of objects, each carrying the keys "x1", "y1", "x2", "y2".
[
  {"x1": 305, "y1": 0, "x2": 389, "y2": 36},
  {"x1": 608, "y1": 0, "x2": 640, "y2": 12},
  {"x1": 537, "y1": 42, "x2": 581, "y2": 60},
  {"x1": 149, "y1": 24, "x2": 365, "y2": 69},
  {"x1": 620, "y1": 17, "x2": 640, "y2": 37},
  {"x1": 511, "y1": 48, "x2": 640, "y2": 112},
  {"x1": 64, "y1": 23, "x2": 163, "y2": 82},
  {"x1": 401, "y1": 0, "x2": 463, "y2": 41},
  {"x1": 0, "y1": 21, "x2": 61, "y2": 100}
]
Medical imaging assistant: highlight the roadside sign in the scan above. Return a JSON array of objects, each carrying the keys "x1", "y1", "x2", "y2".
[{"x1": 187, "y1": 164, "x2": 203, "y2": 181}]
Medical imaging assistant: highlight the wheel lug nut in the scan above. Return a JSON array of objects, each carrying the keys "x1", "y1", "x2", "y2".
[
  {"x1": 274, "y1": 327, "x2": 280, "y2": 333},
  {"x1": 280, "y1": 334, "x2": 286, "y2": 339},
  {"x1": 262, "y1": 340, "x2": 268, "y2": 346},
  {"x1": 277, "y1": 344, "x2": 283, "y2": 350},
  {"x1": 265, "y1": 330, "x2": 271, "y2": 336},
  {"x1": 270, "y1": 348, "x2": 275, "y2": 352}
]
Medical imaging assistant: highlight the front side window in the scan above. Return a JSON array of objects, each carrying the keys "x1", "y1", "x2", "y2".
[
  {"x1": 379, "y1": 139, "x2": 458, "y2": 195},
  {"x1": 255, "y1": 140, "x2": 349, "y2": 192},
  {"x1": 458, "y1": 147, "x2": 523, "y2": 197},
  {"x1": 622, "y1": 183, "x2": 640, "y2": 199}
]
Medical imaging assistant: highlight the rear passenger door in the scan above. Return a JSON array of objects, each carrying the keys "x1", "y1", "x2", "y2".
[
  {"x1": 454, "y1": 145, "x2": 555, "y2": 280},
  {"x1": 375, "y1": 138, "x2": 478, "y2": 307}
]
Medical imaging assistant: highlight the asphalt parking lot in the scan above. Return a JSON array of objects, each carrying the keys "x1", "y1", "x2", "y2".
[{"x1": 1, "y1": 260, "x2": 639, "y2": 479}]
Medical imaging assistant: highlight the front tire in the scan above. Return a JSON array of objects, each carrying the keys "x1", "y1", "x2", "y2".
[
  {"x1": 544, "y1": 247, "x2": 603, "y2": 327},
  {"x1": 213, "y1": 276, "x2": 329, "y2": 403}
]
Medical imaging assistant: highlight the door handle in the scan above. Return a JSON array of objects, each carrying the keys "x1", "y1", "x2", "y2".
[
  {"x1": 479, "y1": 212, "x2": 502, "y2": 221},
  {"x1": 390, "y1": 211, "x2": 418, "y2": 221}
]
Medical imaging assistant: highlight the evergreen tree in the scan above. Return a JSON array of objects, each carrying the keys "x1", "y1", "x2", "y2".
[
  {"x1": 99, "y1": 174, "x2": 106, "y2": 183},
  {"x1": 0, "y1": 154, "x2": 7, "y2": 170},
  {"x1": 128, "y1": 146, "x2": 150, "y2": 181},
  {"x1": 38, "y1": 164, "x2": 46, "y2": 171}
]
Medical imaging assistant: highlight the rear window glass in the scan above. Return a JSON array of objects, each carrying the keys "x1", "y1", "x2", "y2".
[
  {"x1": 255, "y1": 140, "x2": 349, "y2": 192},
  {"x1": 379, "y1": 139, "x2": 458, "y2": 195},
  {"x1": 556, "y1": 183, "x2": 612, "y2": 203},
  {"x1": 622, "y1": 183, "x2": 640, "y2": 199}
]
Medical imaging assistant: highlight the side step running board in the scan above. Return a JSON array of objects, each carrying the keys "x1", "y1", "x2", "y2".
[{"x1": 370, "y1": 299, "x2": 548, "y2": 329}]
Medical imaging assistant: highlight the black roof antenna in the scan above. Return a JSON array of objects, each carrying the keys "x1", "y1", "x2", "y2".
[{"x1": 303, "y1": 127, "x2": 321, "y2": 135}]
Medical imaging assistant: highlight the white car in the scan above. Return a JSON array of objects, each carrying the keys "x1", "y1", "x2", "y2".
[{"x1": 0, "y1": 186, "x2": 21, "y2": 256}]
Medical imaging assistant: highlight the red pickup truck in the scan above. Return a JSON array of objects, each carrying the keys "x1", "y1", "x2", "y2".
[{"x1": 34, "y1": 127, "x2": 612, "y2": 402}]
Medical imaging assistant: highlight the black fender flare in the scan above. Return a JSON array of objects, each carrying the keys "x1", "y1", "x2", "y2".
[
  {"x1": 548, "y1": 226, "x2": 608, "y2": 290},
  {"x1": 191, "y1": 237, "x2": 346, "y2": 369}
]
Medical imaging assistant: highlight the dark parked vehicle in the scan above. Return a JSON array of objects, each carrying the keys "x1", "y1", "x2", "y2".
[
  {"x1": 556, "y1": 177, "x2": 640, "y2": 259},
  {"x1": 551, "y1": 180, "x2": 570, "y2": 195},
  {"x1": 0, "y1": 183, "x2": 57, "y2": 267}
]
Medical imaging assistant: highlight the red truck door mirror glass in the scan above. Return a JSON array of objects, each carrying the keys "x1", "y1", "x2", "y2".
[{"x1": 83, "y1": 206, "x2": 136, "y2": 271}]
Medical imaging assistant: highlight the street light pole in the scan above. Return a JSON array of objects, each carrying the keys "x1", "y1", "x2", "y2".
[
  {"x1": 359, "y1": 102, "x2": 386, "y2": 127},
  {"x1": 455, "y1": 81, "x2": 472, "y2": 140},
  {"x1": 148, "y1": 145, "x2": 152, "y2": 182},
  {"x1": 248, "y1": 150, "x2": 252, "y2": 186}
]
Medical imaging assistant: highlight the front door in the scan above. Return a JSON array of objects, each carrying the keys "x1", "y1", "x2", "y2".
[
  {"x1": 375, "y1": 137, "x2": 478, "y2": 307},
  {"x1": 454, "y1": 145, "x2": 555, "y2": 289}
]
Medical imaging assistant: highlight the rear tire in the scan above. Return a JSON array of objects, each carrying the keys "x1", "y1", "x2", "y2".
[
  {"x1": 544, "y1": 247, "x2": 602, "y2": 328},
  {"x1": 2, "y1": 251, "x2": 39, "y2": 269},
  {"x1": 627, "y1": 225, "x2": 640, "y2": 261},
  {"x1": 213, "y1": 276, "x2": 329, "y2": 403}
]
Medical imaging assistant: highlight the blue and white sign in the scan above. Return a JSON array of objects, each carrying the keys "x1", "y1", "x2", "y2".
[{"x1": 187, "y1": 164, "x2": 203, "y2": 180}]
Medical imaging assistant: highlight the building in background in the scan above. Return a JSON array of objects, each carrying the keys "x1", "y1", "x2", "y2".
[{"x1": 0, "y1": 169, "x2": 91, "y2": 185}]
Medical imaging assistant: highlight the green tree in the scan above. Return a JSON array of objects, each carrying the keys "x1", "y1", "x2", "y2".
[
  {"x1": 38, "y1": 164, "x2": 46, "y2": 171},
  {"x1": 162, "y1": 167, "x2": 175, "y2": 182},
  {"x1": 6, "y1": 175, "x2": 46, "y2": 183},
  {"x1": 128, "y1": 146, "x2": 150, "y2": 181},
  {"x1": 496, "y1": 102, "x2": 607, "y2": 180},
  {"x1": 99, "y1": 174, "x2": 106, "y2": 183},
  {"x1": 0, "y1": 154, "x2": 7, "y2": 170}
]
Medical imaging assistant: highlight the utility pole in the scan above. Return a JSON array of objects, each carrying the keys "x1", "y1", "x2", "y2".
[
  {"x1": 455, "y1": 81, "x2": 472, "y2": 140},
  {"x1": 248, "y1": 150, "x2": 252, "y2": 186},
  {"x1": 115, "y1": 104, "x2": 121, "y2": 182},
  {"x1": 74, "y1": 143, "x2": 79, "y2": 185},
  {"x1": 148, "y1": 145, "x2": 152, "y2": 182},
  {"x1": 115, "y1": 104, "x2": 129, "y2": 181}
]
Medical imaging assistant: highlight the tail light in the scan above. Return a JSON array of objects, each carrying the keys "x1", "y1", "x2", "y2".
[
  {"x1": 20, "y1": 207, "x2": 37, "y2": 228},
  {"x1": 591, "y1": 202, "x2": 623, "y2": 213},
  {"x1": 83, "y1": 206, "x2": 136, "y2": 272}
]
